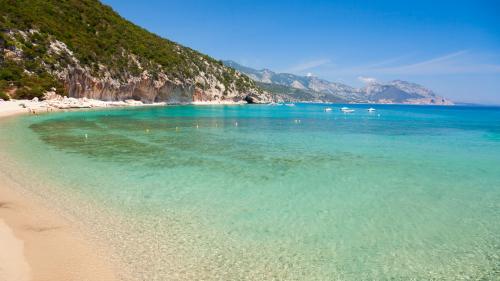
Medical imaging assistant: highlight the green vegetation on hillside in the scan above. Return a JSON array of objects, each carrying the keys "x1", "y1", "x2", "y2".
[
  {"x1": 0, "y1": 0, "x2": 259, "y2": 99},
  {"x1": 0, "y1": 57, "x2": 65, "y2": 99},
  {"x1": 257, "y1": 82, "x2": 347, "y2": 103}
]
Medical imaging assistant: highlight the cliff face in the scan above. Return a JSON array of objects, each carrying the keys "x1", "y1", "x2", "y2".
[
  {"x1": 59, "y1": 63, "x2": 267, "y2": 104},
  {"x1": 0, "y1": 0, "x2": 271, "y2": 103},
  {"x1": 63, "y1": 67, "x2": 191, "y2": 103}
]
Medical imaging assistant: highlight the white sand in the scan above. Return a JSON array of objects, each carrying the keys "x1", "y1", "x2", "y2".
[
  {"x1": 0, "y1": 100, "x2": 28, "y2": 117},
  {"x1": 0, "y1": 97, "x2": 168, "y2": 118},
  {"x1": 0, "y1": 219, "x2": 31, "y2": 281}
]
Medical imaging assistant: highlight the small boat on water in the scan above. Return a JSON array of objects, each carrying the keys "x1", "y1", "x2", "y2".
[
  {"x1": 285, "y1": 103, "x2": 296, "y2": 107},
  {"x1": 324, "y1": 107, "x2": 333, "y2": 112},
  {"x1": 341, "y1": 107, "x2": 354, "y2": 113},
  {"x1": 367, "y1": 107, "x2": 376, "y2": 112}
]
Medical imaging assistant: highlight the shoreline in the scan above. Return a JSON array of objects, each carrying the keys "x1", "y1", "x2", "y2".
[
  {"x1": 0, "y1": 109, "x2": 119, "y2": 281},
  {"x1": 0, "y1": 98, "x2": 168, "y2": 116},
  {"x1": 0, "y1": 97, "x2": 460, "y2": 120},
  {"x1": 0, "y1": 97, "x2": 259, "y2": 118}
]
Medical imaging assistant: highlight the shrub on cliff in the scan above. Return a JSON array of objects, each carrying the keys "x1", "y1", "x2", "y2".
[{"x1": 0, "y1": 91, "x2": 9, "y2": 100}]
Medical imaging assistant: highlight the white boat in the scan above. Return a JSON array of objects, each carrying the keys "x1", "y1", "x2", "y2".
[
  {"x1": 324, "y1": 107, "x2": 333, "y2": 112},
  {"x1": 367, "y1": 107, "x2": 376, "y2": 112},
  {"x1": 285, "y1": 103, "x2": 296, "y2": 107},
  {"x1": 340, "y1": 107, "x2": 354, "y2": 113}
]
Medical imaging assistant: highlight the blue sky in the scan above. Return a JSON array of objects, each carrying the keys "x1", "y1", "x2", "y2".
[{"x1": 102, "y1": 0, "x2": 500, "y2": 104}]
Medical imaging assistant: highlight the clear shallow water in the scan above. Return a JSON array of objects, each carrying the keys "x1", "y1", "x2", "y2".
[{"x1": 1, "y1": 104, "x2": 500, "y2": 280}]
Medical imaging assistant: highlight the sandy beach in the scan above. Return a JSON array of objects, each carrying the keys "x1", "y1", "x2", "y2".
[
  {"x1": 0, "y1": 100, "x2": 27, "y2": 118},
  {"x1": 0, "y1": 105, "x2": 118, "y2": 281}
]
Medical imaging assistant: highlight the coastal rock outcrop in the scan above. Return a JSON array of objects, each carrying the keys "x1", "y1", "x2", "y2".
[{"x1": 59, "y1": 62, "x2": 271, "y2": 104}]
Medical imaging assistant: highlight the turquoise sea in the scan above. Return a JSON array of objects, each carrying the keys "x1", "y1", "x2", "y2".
[{"x1": 1, "y1": 104, "x2": 500, "y2": 280}]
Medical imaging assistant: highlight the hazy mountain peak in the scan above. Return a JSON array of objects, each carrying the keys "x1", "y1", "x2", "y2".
[{"x1": 224, "y1": 61, "x2": 452, "y2": 105}]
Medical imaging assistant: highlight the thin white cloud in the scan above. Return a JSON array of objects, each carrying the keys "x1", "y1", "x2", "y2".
[
  {"x1": 358, "y1": 76, "x2": 377, "y2": 84},
  {"x1": 323, "y1": 51, "x2": 500, "y2": 76},
  {"x1": 359, "y1": 54, "x2": 413, "y2": 69},
  {"x1": 407, "y1": 50, "x2": 468, "y2": 67},
  {"x1": 366, "y1": 51, "x2": 500, "y2": 75},
  {"x1": 374, "y1": 50, "x2": 467, "y2": 74},
  {"x1": 286, "y1": 58, "x2": 331, "y2": 73}
]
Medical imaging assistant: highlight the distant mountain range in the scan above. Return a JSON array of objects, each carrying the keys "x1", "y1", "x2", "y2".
[{"x1": 224, "y1": 60, "x2": 453, "y2": 105}]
